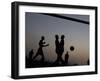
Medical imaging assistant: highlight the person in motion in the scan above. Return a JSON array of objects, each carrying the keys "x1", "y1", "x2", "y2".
[{"x1": 33, "y1": 36, "x2": 49, "y2": 62}]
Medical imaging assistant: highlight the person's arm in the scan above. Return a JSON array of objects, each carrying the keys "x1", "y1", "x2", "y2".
[
  {"x1": 43, "y1": 44, "x2": 49, "y2": 47},
  {"x1": 43, "y1": 42, "x2": 46, "y2": 44}
]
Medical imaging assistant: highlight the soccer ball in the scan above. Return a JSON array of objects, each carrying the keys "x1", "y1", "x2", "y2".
[{"x1": 70, "y1": 46, "x2": 75, "y2": 51}]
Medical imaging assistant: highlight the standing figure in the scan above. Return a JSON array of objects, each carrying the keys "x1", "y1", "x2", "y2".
[
  {"x1": 55, "y1": 35, "x2": 65, "y2": 64},
  {"x1": 33, "y1": 36, "x2": 49, "y2": 62},
  {"x1": 29, "y1": 49, "x2": 34, "y2": 60},
  {"x1": 26, "y1": 49, "x2": 34, "y2": 67},
  {"x1": 87, "y1": 59, "x2": 89, "y2": 65},
  {"x1": 65, "y1": 51, "x2": 69, "y2": 65},
  {"x1": 55, "y1": 35, "x2": 60, "y2": 56},
  {"x1": 55, "y1": 35, "x2": 60, "y2": 63},
  {"x1": 59, "y1": 35, "x2": 65, "y2": 55},
  {"x1": 59, "y1": 35, "x2": 65, "y2": 63}
]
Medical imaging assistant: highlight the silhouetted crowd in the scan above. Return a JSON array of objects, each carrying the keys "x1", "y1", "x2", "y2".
[{"x1": 26, "y1": 35, "x2": 89, "y2": 68}]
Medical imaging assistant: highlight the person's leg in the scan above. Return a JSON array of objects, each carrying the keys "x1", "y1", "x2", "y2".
[
  {"x1": 33, "y1": 53, "x2": 38, "y2": 60},
  {"x1": 59, "y1": 54, "x2": 64, "y2": 64},
  {"x1": 41, "y1": 53, "x2": 44, "y2": 62},
  {"x1": 55, "y1": 54, "x2": 59, "y2": 64},
  {"x1": 58, "y1": 54, "x2": 61, "y2": 62}
]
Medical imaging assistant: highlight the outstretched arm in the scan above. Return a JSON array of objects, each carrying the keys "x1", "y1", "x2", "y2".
[
  {"x1": 43, "y1": 44, "x2": 49, "y2": 47},
  {"x1": 42, "y1": 42, "x2": 46, "y2": 44}
]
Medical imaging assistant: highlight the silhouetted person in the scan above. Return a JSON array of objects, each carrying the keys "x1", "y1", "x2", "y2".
[
  {"x1": 65, "y1": 51, "x2": 69, "y2": 65},
  {"x1": 28, "y1": 49, "x2": 34, "y2": 67},
  {"x1": 55, "y1": 35, "x2": 60, "y2": 55},
  {"x1": 29, "y1": 49, "x2": 34, "y2": 60},
  {"x1": 59, "y1": 35, "x2": 65, "y2": 55},
  {"x1": 87, "y1": 59, "x2": 89, "y2": 65},
  {"x1": 33, "y1": 36, "x2": 49, "y2": 62},
  {"x1": 55, "y1": 35, "x2": 60, "y2": 64},
  {"x1": 55, "y1": 35, "x2": 65, "y2": 64}
]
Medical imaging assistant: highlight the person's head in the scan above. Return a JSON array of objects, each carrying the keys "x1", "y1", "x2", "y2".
[
  {"x1": 55, "y1": 35, "x2": 59, "y2": 39},
  {"x1": 41, "y1": 36, "x2": 45, "y2": 40},
  {"x1": 61, "y1": 35, "x2": 65, "y2": 39}
]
